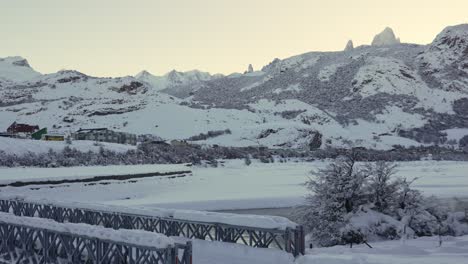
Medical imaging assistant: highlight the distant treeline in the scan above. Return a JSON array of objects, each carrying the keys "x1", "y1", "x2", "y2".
[{"x1": 0, "y1": 142, "x2": 467, "y2": 168}]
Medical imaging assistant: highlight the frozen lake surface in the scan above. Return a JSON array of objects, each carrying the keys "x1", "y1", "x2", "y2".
[
  {"x1": 1, "y1": 160, "x2": 468, "y2": 264},
  {"x1": 0, "y1": 160, "x2": 467, "y2": 211}
]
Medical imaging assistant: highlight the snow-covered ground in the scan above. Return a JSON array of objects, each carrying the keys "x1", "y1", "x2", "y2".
[
  {"x1": 0, "y1": 137, "x2": 136, "y2": 155},
  {"x1": 0, "y1": 96, "x2": 428, "y2": 151},
  {"x1": 0, "y1": 163, "x2": 189, "y2": 185},
  {"x1": 0, "y1": 160, "x2": 467, "y2": 211},
  {"x1": 200, "y1": 234, "x2": 468, "y2": 264},
  {"x1": 192, "y1": 238, "x2": 295, "y2": 264},
  {"x1": 0, "y1": 160, "x2": 467, "y2": 263},
  {"x1": 296, "y1": 235, "x2": 468, "y2": 264},
  {"x1": 0, "y1": 56, "x2": 41, "y2": 83}
]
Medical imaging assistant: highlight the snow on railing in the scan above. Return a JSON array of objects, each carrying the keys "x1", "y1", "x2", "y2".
[
  {"x1": 0, "y1": 194, "x2": 297, "y2": 230},
  {"x1": 0, "y1": 212, "x2": 192, "y2": 264},
  {"x1": 0, "y1": 195, "x2": 305, "y2": 256}
]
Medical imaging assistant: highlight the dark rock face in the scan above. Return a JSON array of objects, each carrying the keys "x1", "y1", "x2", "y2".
[
  {"x1": 115, "y1": 81, "x2": 145, "y2": 94},
  {"x1": 12, "y1": 59, "x2": 31, "y2": 67},
  {"x1": 418, "y1": 25, "x2": 468, "y2": 93},
  {"x1": 257, "y1": 129, "x2": 280, "y2": 139},
  {"x1": 187, "y1": 129, "x2": 232, "y2": 141},
  {"x1": 309, "y1": 132, "x2": 322, "y2": 150},
  {"x1": 438, "y1": 34, "x2": 466, "y2": 49},
  {"x1": 57, "y1": 76, "x2": 81, "y2": 83},
  {"x1": 460, "y1": 135, "x2": 468, "y2": 147},
  {"x1": 87, "y1": 105, "x2": 142, "y2": 117},
  {"x1": 453, "y1": 98, "x2": 468, "y2": 116},
  {"x1": 278, "y1": 110, "x2": 306, "y2": 119},
  {"x1": 62, "y1": 116, "x2": 75, "y2": 123},
  {"x1": 398, "y1": 127, "x2": 447, "y2": 145}
]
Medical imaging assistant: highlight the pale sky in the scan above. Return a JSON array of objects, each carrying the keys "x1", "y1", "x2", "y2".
[{"x1": 1, "y1": 0, "x2": 467, "y2": 77}]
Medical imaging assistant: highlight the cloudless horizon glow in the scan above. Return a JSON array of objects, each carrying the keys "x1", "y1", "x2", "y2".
[{"x1": 1, "y1": 0, "x2": 467, "y2": 77}]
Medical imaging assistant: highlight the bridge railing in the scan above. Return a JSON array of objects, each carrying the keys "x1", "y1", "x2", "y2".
[
  {"x1": 0, "y1": 212, "x2": 192, "y2": 264},
  {"x1": 0, "y1": 197, "x2": 305, "y2": 256}
]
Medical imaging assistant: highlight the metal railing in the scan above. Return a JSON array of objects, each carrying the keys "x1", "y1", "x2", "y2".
[
  {"x1": 0, "y1": 216, "x2": 192, "y2": 264},
  {"x1": 0, "y1": 198, "x2": 305, "y2": 256}
]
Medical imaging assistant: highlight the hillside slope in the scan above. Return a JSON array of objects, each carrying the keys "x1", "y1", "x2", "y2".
[{"x1": 1, "y1": 25, "x2": 467, "y2": 150}]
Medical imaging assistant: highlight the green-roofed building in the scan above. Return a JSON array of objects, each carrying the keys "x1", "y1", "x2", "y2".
[{"x1": 31, "y1": 128, "x2": 47, "y2": 140}]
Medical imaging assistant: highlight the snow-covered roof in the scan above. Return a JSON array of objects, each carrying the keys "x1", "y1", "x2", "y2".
[{"x1": 76, "y1": 128, "x2": 108, "y2": 133}]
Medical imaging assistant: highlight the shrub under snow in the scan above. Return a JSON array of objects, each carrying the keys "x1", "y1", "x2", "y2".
[{"x1": 296, "y1": 152, "x2": 468, "y2": 247}]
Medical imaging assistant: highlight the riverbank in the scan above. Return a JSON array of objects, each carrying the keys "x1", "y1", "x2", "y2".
[{"x1": 216, "y1": 196, "x2": 468, "y2": 221}]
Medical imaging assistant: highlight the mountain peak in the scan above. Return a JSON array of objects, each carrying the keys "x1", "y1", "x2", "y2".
[
  {"x1": 0, "y1": 56, "x2": 32, "y2": 68},
  {"x1": 419, "y1": 23, "x2": 468, "y2": 92},
  {"x1": 135, "y1": 70, "x2": 153, "y2": 79},
  {"x1": 431, "y1": 24, "x2": 468, "y2": 52},
  {"x1": 371, "y1": 27, "x2": 400, "y2": 46},
  {"x1": 344, "y1": 40, "x2": 354, "y2": 51},
  {"x1": 56, "y1": 69, "x2": 87, "y2": 77},
  {"x1": 166, "y1": 69, "x2": 182, "y2": 80},
  {"x1": 0, "y1": 56, "x2": 41, "y2": 83},
  {"x1": 246, "y1": 64, "x2": 254, "y2": 73}
]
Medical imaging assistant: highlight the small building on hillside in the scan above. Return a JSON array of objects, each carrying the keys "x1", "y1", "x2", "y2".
[
  {"x1": 32, "y1": 128, "x2": 48, "y2": 140},
  {"x1": 42, "y1": 134, "x2": 65, "y2": 141},
  {"x1": 7, "y1": 122, "x2": 39, "y2": 136},
  {"x1": 138, "y1": 134, "x2": 164, "y2": 143},
  {"x1": 73, "y1": 128, "x2": 137, "y2": 145}
]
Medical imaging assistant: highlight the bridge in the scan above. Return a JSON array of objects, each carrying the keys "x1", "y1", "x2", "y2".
[
  {"x1": 0, "y1": 212, "x2": 192, "y2": 264},
  {"x1": 0, "y1": 196, "x2": 305, "y2": 262}
]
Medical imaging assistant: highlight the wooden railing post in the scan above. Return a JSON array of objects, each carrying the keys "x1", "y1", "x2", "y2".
[
  {"x1": 284, "y1": 227, "x2": 291, "y2": 253},
  {"x1": 185, "y1": 241, "x2": 193, "y2": 264}
]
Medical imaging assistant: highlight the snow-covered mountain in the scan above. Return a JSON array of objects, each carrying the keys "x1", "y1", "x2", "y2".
[
  {"x1": 135, "y1": 69, "x2": 222, "y2": 93},
  {"x1": 0, "y1": 56, "x2": 41, "y2": 86},
  {"x1": 371, "y1": 27, "x2": 400, "y2": 46},
  {"x1": 418, "y1": 24, "x2": 468, "y2": 93},
  {"x1": 1, "y1": 25, "x2": 468, "y2": 150}
]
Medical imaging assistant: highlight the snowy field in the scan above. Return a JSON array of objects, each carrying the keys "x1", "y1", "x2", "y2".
[
  {"x1": 201, "y1": 235, "x2": 468, "y2": 264},
  {"x1": 295, "y1": 235, "x2": 468, "y2": 264},
  {"x1": 194, "y1": 230, "x2": 468, "y2": 264},
  {"x1": 0, "y1": 137, "x2": 136, "y2": 155},
  {"x1": 0, "y1": 163, "x2": 189, "y2": 185},
  {"x1": 0, "y1": 160, "x2": 467, "y2": 263},
  {"x1": 0, "y1": 160, "x2": 467, "y2": 211},
  {"x1": 200, "y1": 234, "x2": 468, "y2": 264}
]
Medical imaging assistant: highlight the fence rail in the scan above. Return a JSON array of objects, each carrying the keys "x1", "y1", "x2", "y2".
[
  {"x1": 0, "y1": 216, "x2": 192, "y2": 264},
  {"x1": 0, "y1": 198, "x2": 305, "y2": 256}
]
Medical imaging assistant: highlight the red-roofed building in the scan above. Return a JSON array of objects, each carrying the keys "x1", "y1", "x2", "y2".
[{"x1": 7, "y1": 122, "x2": 39, "y2": 134}]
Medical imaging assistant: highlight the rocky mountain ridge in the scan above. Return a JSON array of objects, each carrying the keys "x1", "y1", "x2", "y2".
[{"x1": 1, "y1": 25, "x2": 468, "y2": 150}]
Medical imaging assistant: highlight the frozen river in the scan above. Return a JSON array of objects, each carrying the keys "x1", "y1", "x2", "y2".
[{"x1": 0, "y1": 159, "x2": 467, "y2": 211}]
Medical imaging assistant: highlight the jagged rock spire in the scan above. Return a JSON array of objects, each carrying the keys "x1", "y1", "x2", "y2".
[
  {"x1": 247, "y1": 64, "x2": 254, "y2": 73},
  {"x1": 344, "y1": 40, "x2": 354, "y2": 51},
  {"x1": 372, "y1": 27, "x2": 400, "y2": 46}
]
